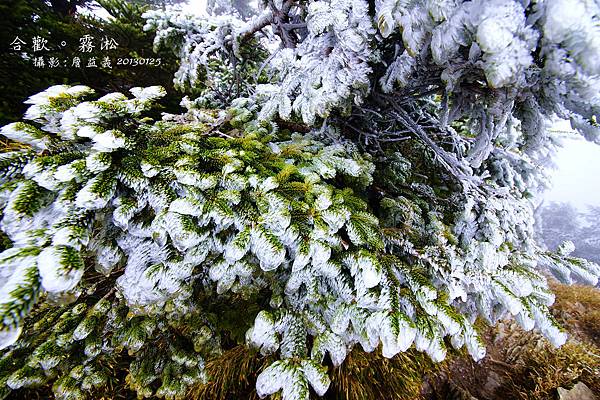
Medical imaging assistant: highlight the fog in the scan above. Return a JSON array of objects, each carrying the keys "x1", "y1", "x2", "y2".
[
  {"x1": 545, "y1": 137, "x2": 600, "y2": 209},
  {"x1": 181, "y1": 0, "x2": 208, "y2": 15}
]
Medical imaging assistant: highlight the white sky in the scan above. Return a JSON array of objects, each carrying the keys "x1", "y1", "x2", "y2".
[
  {"x1": 180, "y1": 0, "x2": 207, "y2": 15},
  {"x1": 545, "y1": 136, "x2": 600, "y2": 209}
]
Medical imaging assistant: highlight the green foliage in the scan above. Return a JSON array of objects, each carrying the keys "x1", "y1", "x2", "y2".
[
  {"x1": 0, "y1": 0, "x2": 180, "y2": 125},
  {"x1": 2, "y1": 0, "x2": 600, "y2": 396},
  {"x1": 0, "y1": 85, "x2": 388, "y2": 399}
]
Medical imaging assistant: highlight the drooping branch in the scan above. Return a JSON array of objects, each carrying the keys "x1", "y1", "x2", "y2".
[{"x1": 238, "y1": 0, "x2": 300, "y2": 47}]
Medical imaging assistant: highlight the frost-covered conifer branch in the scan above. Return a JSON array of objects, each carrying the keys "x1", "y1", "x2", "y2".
[{"x1": 0, "y1": 0, "x2": 600, "y2": 399}]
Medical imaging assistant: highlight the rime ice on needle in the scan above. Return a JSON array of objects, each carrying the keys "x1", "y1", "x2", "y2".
[{"x1": 0, "y1": 0, "x2": 600, "y2": 399}]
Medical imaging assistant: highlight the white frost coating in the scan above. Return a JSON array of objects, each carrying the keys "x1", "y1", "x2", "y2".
[
  {"x1": 92, "y1": 130, "x2": 126, "y2": 152},
  {"x1": 496, "y1": 270, "x2": 533, "y2": 298},
  {"x1": 556, "y1": 240, "x2": 575, "y2": 256},
  {"x1": 249, "y1": 310, "x2": 279, "y2": 355},
  {"x1": 476, "y1": 18, "x2": 513, "y2": 54},
  {"x1": 0, "y1": 123, "x2": 49, "y2": 150},
  {"x1": 224, "y1": 230, "x2": 250, "y2": 263},
  {"x1": 85, "y1": 152, "x2": 111, "y2": 173},
  {"x1": 97, "y1": 92, "x2": 128, "y2": 103},
  {"x1": 292, "y1": 244, "x2": 311, "y2": 271},
  {"x1": 54, "y1": 163, "x2": 77, "y2": 182},
  {"x1": 72, "y1": 318, "x2": 94, "y2": 341},
  {"x1": 463, "y1": 330, "x2": 486, "y2": 361},
  {"x1": 165, "y1": 212, "x2": 207, "y2": 251},
  {"x1": 37, "y1": 246, "x2": 84, "y2": 293},
  {"x1": 168, "y1": 197, "x2": 203, "y2": 217},
  {"x1": 113, "y1": 204, "x2": 137, "y2": 230},
  {"x1": 26, "y1": 166, "x2": 61, "y2": 191},
  {"x1": 568, "y1": 260, "x2": 600, "y2": 286},
  {"x1": 380, "y1": 51, "x2": 416, "y2": 91},
  {"x1": 263, "y1": 207, "x2": 291, "y2": 234},
  {"x1": 381, "y1": 314, "x2": 416, "y2": 358},
  {"x1": 59, "y1": 109, "x2": 78, "y2": 140},
  {"x1": 209, "y1": 259, "x2": 228, "y2": 281},
  {"x1": 221, "y1": 159, "x2": 243, "y2": 175},
  {"x1": 52, "y1": 226, "x2": 89, "y2": 251},
  {"x1": 415, "y1": 328, "x2": 447, "y2": 362},
  {"x1": 254, "y1": 0, "x2": 374, "y2": 124},
  {"x1": 358, "y1": 254, "x2": 381, "y2": 289},
  {"x1": 25, "y1": 85, "x2": 70, "y2": 106},
  {"x1": 300, "y1": 360, "x2": 330, "y2": 396},
  {"x1": 312, "y1": 331, "x2": 347, "y2": 366},
  {"x1": 75, "y1": 175, "x2": 116, "y2": 210},
  {"x1": 115, "y1": 235, "x2": 173, "y2": 306},
  {"x1": 0, "y1": 248, "x2": 29, "y2": 285},
  {"x1": 76, "y1": 125, "x2": 100, "y2": 139},
  {"x1": 183, "y1": 243, "x2": 209, "y2": 266},
  {"x1": 95, "y1": 245, "x2": 122, "y2": 275},
  {"x1": 256, "y1": 361, "x2": 286, "y2": 398},
  {"x1": 23, "y1": 105, "x2": 43, "y2": 121},
  {"x1": 491, "y1": 280, "x2": 522, "y2": 315},
  {"x1": 364, "y1": 310, "x2": 384, "y2": 348},
  {"x1": 72, "y1": 102, "x2": 102, "y2": 122},
  {"x1": 174, "y1": 169, "x2": 218, "y2": 189},
  {"x1": 4, "y1": 4, "x2": 600, "y2": 384},
  {"x1": 263, "y1": 193, "x2": 291, "y2": 234},
  {"x1": 256, "y1": 359, "x2": 311, "y2": 400},
  {"x1": 174, "y1": 169, "x2": 203, "y2": 187},
  {"x1": 140, "y1": 161, "x2": 160, "y2": 178},
  {"x1": 130, "y1": 85, "x2": 166, "y2": 101},
  {"x1": 314, "y1": 192, "x2": 332, "y2": 212},
  {"x1": 0, "y1": 256, "x2": 37, "y2": 301},
  {"x1": 0, "y1": 326, "x2": 22, "y2": 350},
  {"x1": 436, "y1": 307, "x2": 461, "y2": 336},
  {"x1": 0, "y1": 256, "x2": 38, "y2": 349},
  {"x1": 515, "y1": 308, "x2": 535, "y2": 332},
  {"x1": 250, "y1": 226, "x2": 286, "y2": 271},
  {"x1": 543, "y1": 0, "x2": 587, "y2": 44},
  {"x1": 310, "y1": 241, "x2": 331, "y2": 267},
  {"x1": 529, "y1": 300, "x2": 567, "y2": 347},
  {"x1": 66, "y1": 85, "x2": 94, "y2": 97},
  {"x1": 321, "y1": 206, "x2": 351, "y2": 232}
]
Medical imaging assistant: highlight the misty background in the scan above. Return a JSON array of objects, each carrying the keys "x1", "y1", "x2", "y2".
[
  {"x1": 539, "y1": 131, "x2": 600, "y2": 264},
  {"x1": 545, "y1": 137, "x2": 600, "y2": 209}
]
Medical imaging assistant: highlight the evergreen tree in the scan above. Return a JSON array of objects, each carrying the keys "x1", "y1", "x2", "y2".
[
  {"x1": 0, "y1": 1, "x2": 599, "y2": 399},
  {"x1": 0, "y1": 0, "x2": 180, "y2": 126}
]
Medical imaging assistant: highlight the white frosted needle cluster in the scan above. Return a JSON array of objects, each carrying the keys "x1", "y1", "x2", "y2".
[{"x1": 0, "y1": 0, "x2": 599, "y2": 398}]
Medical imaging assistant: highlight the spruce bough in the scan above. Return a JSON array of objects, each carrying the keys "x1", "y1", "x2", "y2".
[{"x1": 1, "y1": 0, "x2": 600, "y2": 399}]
